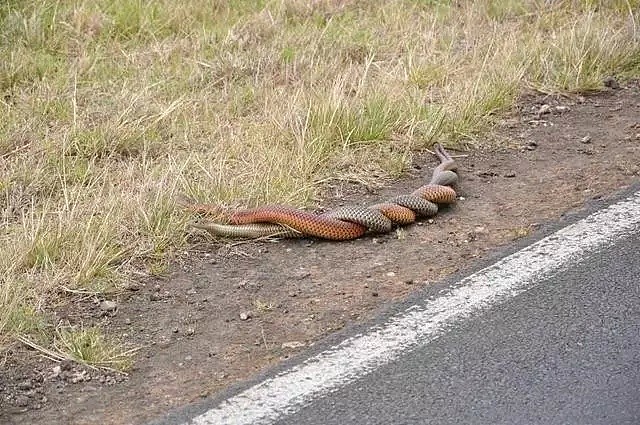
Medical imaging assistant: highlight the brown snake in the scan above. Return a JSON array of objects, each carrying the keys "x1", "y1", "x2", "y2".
[{"x1": 184, "y1": 144, "x2": 459, "y2": 240}]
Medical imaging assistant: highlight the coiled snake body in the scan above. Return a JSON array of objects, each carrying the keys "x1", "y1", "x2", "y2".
[{"x1": 186, "y1": 144, "x2": 458, "y2": 240}]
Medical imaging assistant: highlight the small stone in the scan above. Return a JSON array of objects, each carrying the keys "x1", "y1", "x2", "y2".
[
  {"x1": 474, "y1": 226, "x2": 488, "y2": 234},
  {"x1": 555, "y1": 105, "x2": 570, "y2": 113},
  {"x1": 149, "y1": 293, "x2": 162, "y2": 301},
  {"x1": 123, "y1": 281, "x2": 140, "y2": 291},
  {"x1": 185, "y1": 355, "x2": 192, "y2": 361},
  {"x1": 404, "y1": 279, "x2": 414, "y2": 285},
  {"x1": 603, "y1": 76, "x2": 620, "y2": 89},
  {"x1": 172, "y1": 327, "x2": 179, "y2": 334},
  {"x1": 580, "y1": 135, "x2": 592, "y2": 144},
  {"x1": 99, "y1": 300, "x2": 117, "y2": 312},
  {"x1": 281, "y1": 341, "x2": 306, "y2": 349},
  {"x1": 124, "y1": 318, "x2": 131, "y2": 325},
  {"x1": 458, "y1": 196, "x2": 466, "y2": 201},
  {"x1": 185, "y1": 328, "x2": 195, "y2": 336},
  {"x1": 239, "y1": 312, "x2": 252, "y2": 321},
  {"x1": 504, "y1": 172, "x2": 516, "y2": 178},
  {"x1": 385, "y1": 271, "x2": 396, "y2": 277},
  {"x1": 49, "y1": 365, "x2": 62, "y2": 379}
]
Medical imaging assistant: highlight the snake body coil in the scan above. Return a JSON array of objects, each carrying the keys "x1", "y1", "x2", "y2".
[{"x1": 186, "y1": 144, "x2": 459, "y2": 240}]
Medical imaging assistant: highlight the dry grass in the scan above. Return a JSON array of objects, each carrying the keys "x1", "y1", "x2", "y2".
[{"x1": 1, "y1": 0, "x2": 639, "y2": 365}]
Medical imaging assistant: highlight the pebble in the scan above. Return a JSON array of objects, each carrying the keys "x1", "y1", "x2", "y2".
[
  {"x1": 50, "y1": 365, "x2": 62, "y2": 379},
  {"x1": 580, "y1": 135, "x2": 592, "y2": 144},
  {"x1": 555, "y1": 105, "x2": 570, "y2": 113},
  {"x1": 186, "y1": 328, "x2": 195, "y2": 336},
  {"x1": 123, "y1": 281, "x2": 140, "y2": 291},
  {"x1": 385, "y1": 271, "x2": 396, "y2": 277},
  {"x1": 239, "y1": 312, "x2": 252, "y2": 321},
  {"x1": 281, "y1": 341, "x2": 306, "y2": 349},
  {"x1": 99, "y1": 300, "x2": 117, "y2": 312}
]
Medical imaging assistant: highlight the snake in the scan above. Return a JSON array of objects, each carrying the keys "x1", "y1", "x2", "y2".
[{"x1": 184, "y1": 143, "x2": 459, "y2": 240}]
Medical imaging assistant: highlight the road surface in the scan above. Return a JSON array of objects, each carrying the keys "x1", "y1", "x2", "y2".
[{"x1": 153, "y1": 188, "x2": 640, "y2": 425}]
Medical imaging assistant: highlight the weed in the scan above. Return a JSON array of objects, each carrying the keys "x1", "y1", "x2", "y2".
[{"x1": 53, "y1": 325, "x2": 136, "y2": 372}]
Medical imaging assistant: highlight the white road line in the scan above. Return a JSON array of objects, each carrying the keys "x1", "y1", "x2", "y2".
[{"x1": 189, "y1": 192, "x2": 640, "y2": 425}]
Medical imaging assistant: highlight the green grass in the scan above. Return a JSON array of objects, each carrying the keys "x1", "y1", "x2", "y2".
[{"x1": 1, "y1": 0, "x2": 639, "y2": 364}]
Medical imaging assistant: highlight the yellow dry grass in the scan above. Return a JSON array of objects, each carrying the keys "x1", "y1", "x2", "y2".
[{"x1": 1, "y1": 0, "x2": 639, "y2": 366}]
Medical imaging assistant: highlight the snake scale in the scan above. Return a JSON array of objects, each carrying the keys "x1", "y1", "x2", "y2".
[{"x1": 185, "y1": 143, "x2": 459, "y2": 240}]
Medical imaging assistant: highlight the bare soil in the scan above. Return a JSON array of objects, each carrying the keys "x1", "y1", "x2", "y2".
[{"x1": 2, "y1": 80, "x2": 640, "y2": 425}]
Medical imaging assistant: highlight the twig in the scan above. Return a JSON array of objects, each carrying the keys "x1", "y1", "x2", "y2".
[{"x1": 261, "y1": 326, "x2": 269, "y2": 350}]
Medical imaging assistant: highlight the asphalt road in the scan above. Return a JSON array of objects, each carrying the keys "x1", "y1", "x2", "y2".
[
  {"x1": 277, "y1": 235, "x2": 640, "y2": 425},
  {"x1": 155, "y1": 190, "x2": 640, "y2": 425}
]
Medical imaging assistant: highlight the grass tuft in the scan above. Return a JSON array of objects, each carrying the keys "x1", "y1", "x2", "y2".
[{"x1": 54, "y1": 325, "x2": 136, "y2": 372}]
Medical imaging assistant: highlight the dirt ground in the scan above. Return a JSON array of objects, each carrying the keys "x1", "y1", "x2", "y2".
[{"x1": 2, "y1": 80, "x2": 640, "y2": 425}]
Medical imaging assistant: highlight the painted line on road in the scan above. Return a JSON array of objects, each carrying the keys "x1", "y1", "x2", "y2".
[{"x1": 188, "y1": 191, "x2": 640, "y2": 425}]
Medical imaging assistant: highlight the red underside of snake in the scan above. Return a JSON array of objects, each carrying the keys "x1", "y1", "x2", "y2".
[{"x1": 186, "y1": 144, "x2": 459, "y2": 240}]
